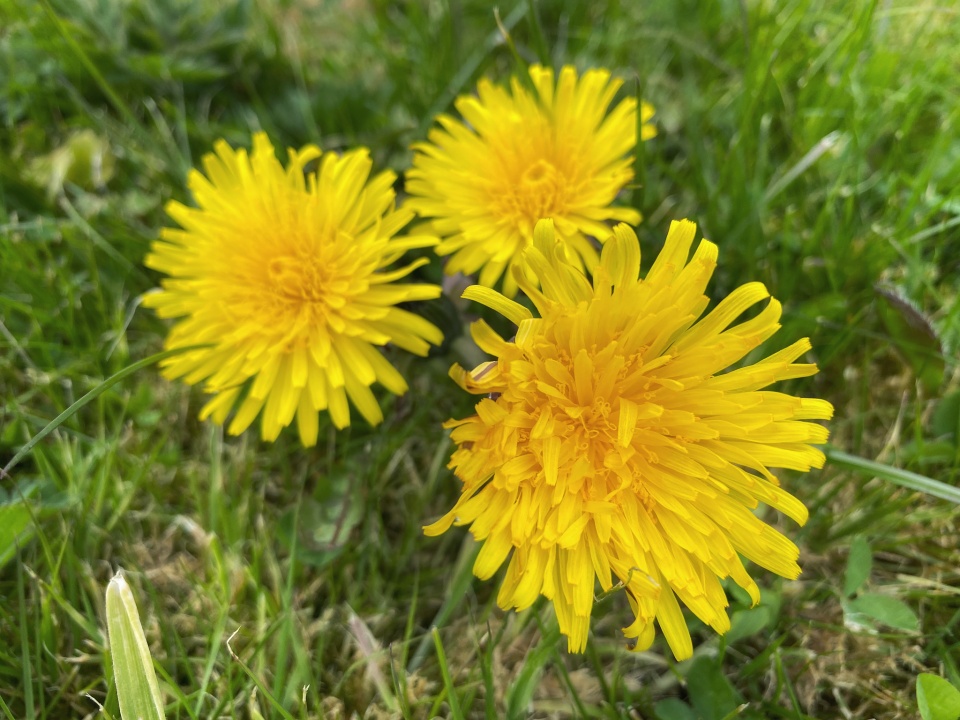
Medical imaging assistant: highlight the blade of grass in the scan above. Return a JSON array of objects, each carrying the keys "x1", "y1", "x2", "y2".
[
  {"x1": 479, "y1": 632, "x2": 496, "y2": 720},
  {"x1": 1, "y1": 345, "x2": 206, "y2": 480},
  {"x1": 825, "y1": 447, "x2": 960, "y2": 505},
  {"x1": 632, "y1": 73, "x2": 648, "y2": 214},
  {"x1": 431, "y1": 627, "x2": 465, "y2": 720},
  {"x1": 505, "y1": 618, "x2": 560, "y2": 720},
  {"x1": 403, "y1": 573, "x2": 419, "y2": 668},
  {"x1": 16, "y1": 557, "x2": 34, "y2": 719},
  {"x1": 225, "y1": 630, "x2": 297, "y2": 720},
  {"x1": 408, "y1": 536, "x2": 480, "y2": 671},
  {"x1": 346, "y1": 606, "x2": 399, "y2": 712},
  {"x1": 0, "y1": 694, "x2": 16, "y2": 720},
  {"x1": 106, "y1": 573, "x2": 166, "y2": 720},
  {"x1": 525, "y1": 0, "x2": 551, "y2": 65},
  {"x1": 58, "y1": 195, "x2": 142, "y2": 278},
  {"x1": 419, "y1": 3, "x2": 526, "y2": 137},
  {"x1": 494, "y1": 7, "x2": 538, "y2": 99},
  {"x1": 764, "y1": 131, "x2": 844, "y2": 203},
  {"x1": 37, "y1": 0, "x2": 141, "y2": 130},
  {"x1": 192, "y1": 606, "x2": 229, "y2": 719},
  {"x1": 549, "y1": 648, "x2": 590, "y2": 719}
]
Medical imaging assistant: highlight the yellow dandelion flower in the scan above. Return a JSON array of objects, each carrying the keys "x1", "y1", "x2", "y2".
[
  {"x1": 406, "y1": 64, "x2": 656, "y2": 298},
  {"x1": 425, "y1": 219, "x2": 832, "y2": 659},
  {"x1": 143, "y1": 133, "x2": 443, "y2": 446}
]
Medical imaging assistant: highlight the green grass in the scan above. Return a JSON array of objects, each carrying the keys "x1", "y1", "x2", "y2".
[{"x1": 2, "y1": 0, "x2": 959, "y2": 718}]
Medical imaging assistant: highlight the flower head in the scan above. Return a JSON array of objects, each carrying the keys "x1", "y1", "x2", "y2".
[
  {"x1": 425, "y1": 219, "x2": 832, "y2": 659},
  {"x1": 144, "y1": 133, "x2": 443, "y2": 446},
  {"x1": 406, "y1": 65, "x2": 655, "y2": 298}
]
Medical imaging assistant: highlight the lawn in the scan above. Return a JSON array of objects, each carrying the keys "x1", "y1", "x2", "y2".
[{"x1": 1, "y1": 0, "x2": 959, "y2": 718}]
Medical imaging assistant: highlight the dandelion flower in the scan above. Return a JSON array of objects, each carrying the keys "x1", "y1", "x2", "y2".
[
  {"x1": 144, "y1": 133, "x2": 443, "y2": 446},
  {"x1": 425, "y1": 219, "x2": 832, "y2": 659},
  {"x1": 406, "y1": 65, "x2": 655, "y2": 298}
]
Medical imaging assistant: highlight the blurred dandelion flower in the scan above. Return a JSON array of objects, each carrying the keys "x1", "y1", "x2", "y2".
[
  {"x1": 425, "y1": 219, "x2": 832, "y2": 659},
  {"x1": 406, "y1": 65, "x2": 655, "y2": 298},
  {"x1": 144, "y1": 133, "x2": 443, "y2": 446}
]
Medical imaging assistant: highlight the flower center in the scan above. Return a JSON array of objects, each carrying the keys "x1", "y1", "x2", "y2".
[
  {"x1": 531, "y1": 341, "x2": 662, "y2": 508},
  {"x1": 267, "y1": 254, "x2": 328, "y2": 304},
  {"x1": 576, "y1": 398, "x2": 617, "y2": 453},
  {"x1": 256, "y1": 251, "x2": 340, "y2": 344},
  {"x1": 501, "y1": 159, "x2": 570, "y2": 235}
]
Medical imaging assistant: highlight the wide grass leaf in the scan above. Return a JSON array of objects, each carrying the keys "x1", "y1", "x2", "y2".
[
  {"x1": 106, "y1": 573, "x2": 165, "y2": 720},
  {"x1": 0, "y1": 502, "x2": 33, "y2": 570}
]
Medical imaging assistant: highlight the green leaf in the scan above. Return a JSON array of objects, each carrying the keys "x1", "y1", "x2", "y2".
[
  {"x1": 655, "y1": 698, "x2": 698, "y2": 720},
  {"x1": 726, "y1": 606, "x2": 771, "y2": 644},
  {"x1": 917, "y1": 673, "x2": 960, "y2": 720},
  {"x1": 846, "y1": 593, "x2": 918, "y2": 632},
  {"x1": 686, "y1": 655, "x2": 742, "y2": 720},
  {"x1": 932, "y1": 390, "x2": 960, "y2": 442},
  {"x1": 0, "y1": 502, "x2": 34, "y2": 570},
  {"x1": 844, "y1": 536, "x2": 872, "y2": 597},
  {"x1": 875, "y1": 285, "x2": 944, "y2": 394},
  {"x1": 106, "y1": 573, "x2": 165, "y2": 720},
  {"x1": 277, "y1": 473, "x2": 363, "y2": 569}
]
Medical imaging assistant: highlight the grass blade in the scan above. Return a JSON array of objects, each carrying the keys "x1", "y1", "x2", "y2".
[
  {"x1": 0, "y1": 694, "x2": 16, "y2": 720},
  {"x1": 525, "y1": 0, "x2": 551, "y2": 65},
  {"x1": 632, "y1": 73, "x2": 648, "y2": 214},
  {"x1": 16, "y1": 559, "x2": 34, "y2": 719},
  {"x1": 431, "y1": 627, "x2": 465, "y2": 720},
  {"x1": 37, "y1": 0, "x2": 141, "y2": 130},
  {"x1": 825, "y1": 447, "x2": 960, "y2": 505},
  {"x1": 764, "y1": 131, "x2": 843, "y2": 202},
  {"x1": 408, "y1": 537, "x2": 480, "y2": 671},
  {"x1": 225, "y1": 630, "x2": 297, "y2": 720},
  {"x1": 1, "y1": 345, "x2": 205, "y2": 480},
  {"x1": 505, "y1": 621, "x2": 560, "y2": 719}
]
